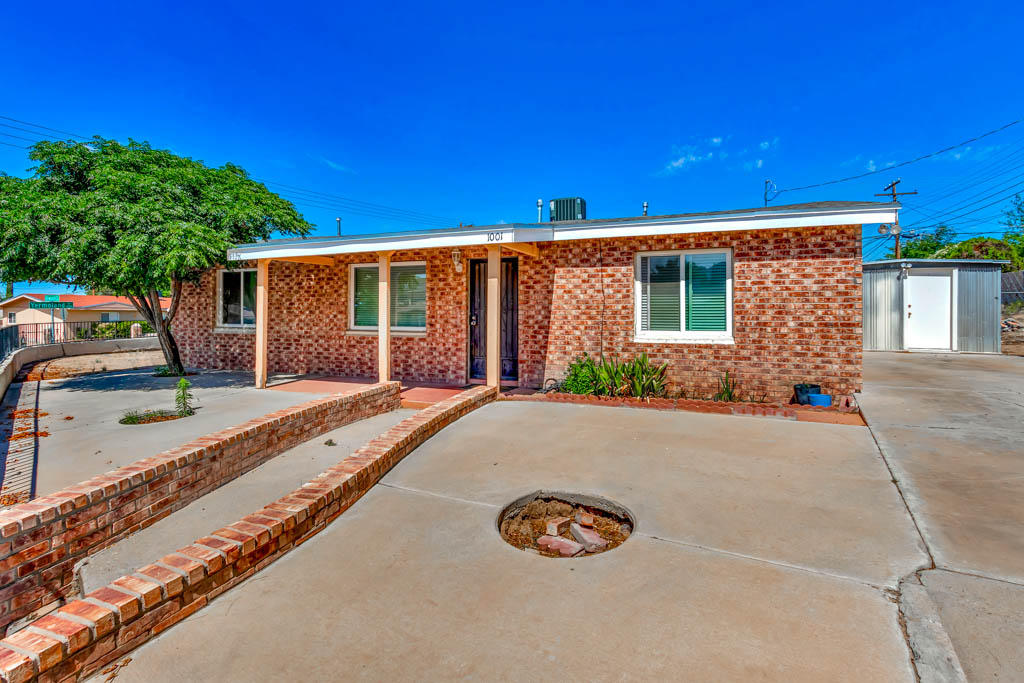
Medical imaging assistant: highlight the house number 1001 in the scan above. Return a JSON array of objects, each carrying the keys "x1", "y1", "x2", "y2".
[{"x1": 487, "y1": 232, "x2": 503, "y2": 242}]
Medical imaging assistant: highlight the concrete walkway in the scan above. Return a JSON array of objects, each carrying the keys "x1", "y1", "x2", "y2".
[
  {"x1": 110, "y1": 402, "x2": 924, "y2": 681},
  {"x1": 859, "y1": 352, "x2": 1024, "y2": 680},
  {"x1": 0, "y1": 368, "x2": 328, "y2": 499},
  {"x1": 79, "y1": 408, "x2": 417, "y2": 593}
]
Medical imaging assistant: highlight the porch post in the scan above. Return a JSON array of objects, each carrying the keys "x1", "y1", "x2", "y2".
[
  {"x1": 254, "y1": 258, "x2": 270, "y2": 389},
  {"x1": 486, "y1": 245, "x2": 501, "y2": 387},
  {"x1": 378, "y1": 251, "x2": 392, "y2": 382}
]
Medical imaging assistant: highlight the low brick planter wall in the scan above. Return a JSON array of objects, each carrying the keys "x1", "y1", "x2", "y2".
[
  {"x1": 501, "y1": 392, "x2": 864, "y2": 425},
  {"x1": 0, "y1": 385, "x2": 496, "y2": 682},
  {"x1": 0, "y1": 382, "x2": 401, "y2": 636}
]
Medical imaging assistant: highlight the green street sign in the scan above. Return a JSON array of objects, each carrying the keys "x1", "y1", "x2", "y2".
[
  {"x1": 30, "y1": 301, "x2": 74, "y2": 309},
  {"x1": 44, "y1": 294, "x2": 60, "y2": 302}
]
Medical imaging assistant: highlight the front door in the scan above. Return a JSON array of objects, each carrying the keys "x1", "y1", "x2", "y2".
[
  {"x1": 469, "y1": 258, "x2": 518, "y2": 381},
  {"x1": 905, "y1": 270, "x2": 953, "y2": 350}
]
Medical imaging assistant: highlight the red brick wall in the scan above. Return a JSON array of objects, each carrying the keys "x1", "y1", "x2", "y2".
[
  {"x1": 0, "y1": 383, "x2": 400, "y2": 635},
  {"x1": 0, "y1": 386, "x2": 496, "y2": 682},
  {"x1": 176, "y1": 226, "x2": 862, "y2": 400}
]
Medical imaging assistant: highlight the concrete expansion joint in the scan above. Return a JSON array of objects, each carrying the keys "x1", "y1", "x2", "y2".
[
  {"x1": 376, "y1": 482, "x2": 500, "y2": 509},
  {"x1": 639, "y1": 533, "x2": 888, "y2": 590},
  {"x1": 895, "y1": 568, "x2": 967, "y2": 683}
]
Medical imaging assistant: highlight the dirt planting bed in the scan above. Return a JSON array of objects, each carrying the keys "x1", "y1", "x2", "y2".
[{"x1": 498, "y1": 491, "x2": 633, "y2": 558}]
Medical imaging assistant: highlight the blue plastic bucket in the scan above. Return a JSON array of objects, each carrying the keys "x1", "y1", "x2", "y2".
[{"x1": 807, "y1": 393, "x2": 832, "y2": 408}]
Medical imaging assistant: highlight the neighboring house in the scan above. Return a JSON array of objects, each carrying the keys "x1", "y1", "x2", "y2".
[
  {"x1": 0, "y1": 294, "x2": 169, "y2": 341},
  {"x1": 174, "y1": 200, "x2": 899, "y2": 402}
]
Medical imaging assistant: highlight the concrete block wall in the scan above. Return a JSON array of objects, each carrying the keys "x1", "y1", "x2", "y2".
[{"x1": 0, "y1": 382, "x2": 400, "y2": 635}]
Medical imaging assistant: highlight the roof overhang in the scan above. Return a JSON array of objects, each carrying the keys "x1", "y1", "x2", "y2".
[{"x1": 228, "y1": 204, "x2": 898, "y2": 262}]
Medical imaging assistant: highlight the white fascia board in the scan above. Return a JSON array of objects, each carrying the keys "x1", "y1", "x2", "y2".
[
  {"x1": 551, "y1": 209, "x2": 897, "y2": 242},
  {"x1": 228, "y1": 226, "x2": 555, "y2": 261},
  {"x1": 228, "y1": 207, "x2": 896, "y2": 260}
]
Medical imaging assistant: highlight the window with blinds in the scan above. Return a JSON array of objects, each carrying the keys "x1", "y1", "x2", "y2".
[
  {"x1": 350, "y1": 262, "x2": 427, "y2": 330},
  {"x1": 636, "y1": 250, "x2": 731, "y2": 339}
]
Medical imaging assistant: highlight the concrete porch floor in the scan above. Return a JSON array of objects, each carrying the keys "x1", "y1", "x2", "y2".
[{"x1": 267, "y1": 374, "x2": 468, "y2": 408}]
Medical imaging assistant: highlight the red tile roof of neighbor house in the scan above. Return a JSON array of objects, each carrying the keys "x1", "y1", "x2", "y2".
[{"x1": 0, "y1": 293, "x2": 171, "y2": 310}]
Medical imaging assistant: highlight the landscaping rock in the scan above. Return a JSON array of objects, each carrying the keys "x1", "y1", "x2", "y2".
[
  {"x1": 537, "y1": 534, "x2": 584, "y2": 557},
  {"x1": 570, "y1": 522, "x2": 608, "y2": 552},
  {"x1": 575, "y1": 510, "x2": 595, "y2": 528},
  {"x1": 546, "y1": 516, "x2": 571, "y2": 536}
]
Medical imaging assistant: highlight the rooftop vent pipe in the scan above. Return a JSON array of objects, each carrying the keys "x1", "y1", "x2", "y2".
[
  {"x1": 537, "y1": 199, "x2": 542, "y2": 223},
  {"x1": 642, "y1": 201, "x2": 648, "y2": 217}
]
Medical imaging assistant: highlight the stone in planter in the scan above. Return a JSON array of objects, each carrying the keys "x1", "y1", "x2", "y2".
[
  {"x1": 537, "y1": 534, "x2": 584, "y2": 557},
  {"x1": 570, "y1": 522, "x2": 608, "y2": 552},
  {"x1": 545, "y1": 516, "x2": 571, "y2": 536}
]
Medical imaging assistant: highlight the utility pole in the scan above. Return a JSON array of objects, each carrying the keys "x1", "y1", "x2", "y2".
[{"x1": 875, "y1": 178, "x2": 917, "y2": 259}]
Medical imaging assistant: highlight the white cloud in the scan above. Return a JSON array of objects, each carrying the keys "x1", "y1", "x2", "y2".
[
  {"x1": 756, "y1": 159, "x2": 763, "y2": 169},
  {"x1": 662, "y1": 145, "x2": 714, "y2": 174},
  {"x1": 759, "y1": 137, "x2": 779, "y2": 151},
  {"x1": 709, "y1": 136, "x2": 723, "y2": 146},
  {"x1": 318, "y1": 156, "x2": 355, "y2": 174},
  {"x1": 866, "y1": 159, "x2": 877, "y2": 172}
]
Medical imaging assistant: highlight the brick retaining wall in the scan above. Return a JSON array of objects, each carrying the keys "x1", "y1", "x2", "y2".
[
  {"x1": 0, "y1": 385, "x2": 496, "y2": 682},
  {"x1": 0, "y1": 382, "x2": 401, "y2": 636}
]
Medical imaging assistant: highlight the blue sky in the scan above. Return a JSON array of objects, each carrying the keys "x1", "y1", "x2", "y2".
[{"x1": 3, "y1": 0, "x2": 1023, "y2": 295}]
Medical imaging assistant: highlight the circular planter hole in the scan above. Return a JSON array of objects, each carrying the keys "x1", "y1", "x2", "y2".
[{"x1": 497, "y1": 490, "x2": 634, "y2": 558}]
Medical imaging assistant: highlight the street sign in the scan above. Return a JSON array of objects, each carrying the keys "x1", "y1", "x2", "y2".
[
  {"x1": 29, "y1": 301, "x2": 74, "y2": 309},
  {"x1": 44, "y1": 294, "x2": 60, "y2": 302}
]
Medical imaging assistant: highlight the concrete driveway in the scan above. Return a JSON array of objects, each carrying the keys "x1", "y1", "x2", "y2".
[
  {"x1": 859, "y1": 352, "x2": 1024, "y2": 680},
  {"x1": 1, "y1": 368, "x2": 325, "y2": 498},
  {"x1": 112, "y1": 402, "x2": 925, "y2": 682}
]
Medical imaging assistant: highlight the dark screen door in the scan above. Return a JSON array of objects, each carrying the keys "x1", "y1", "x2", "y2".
[{"x1": 469, "y1": 258, "x2": 518, "y2": 381}]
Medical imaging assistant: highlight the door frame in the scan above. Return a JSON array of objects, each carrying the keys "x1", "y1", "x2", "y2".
[
  {"x1": 901, "y1": 267, "x2": 958, "y2": 351},
  {"x1": 466, "y1": 255, "x2": 520, "y2": 385}
]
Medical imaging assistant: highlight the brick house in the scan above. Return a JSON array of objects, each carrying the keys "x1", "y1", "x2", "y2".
[{"x1": 175, "y1": 201, "x2": 897, "y2": 401}]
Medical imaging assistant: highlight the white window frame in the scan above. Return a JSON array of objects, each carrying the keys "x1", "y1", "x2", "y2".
[
  {"x1": 633, "y1": 248, "x2": 734, "y2": 344},
  {"x1": 217, "y1": 268, "x2": 257, "y2": 328},
  {"x1": 348, "y1": 261, "x2": 427, "y2": 332},
  {"x1": 100, "y1": 312, "x2": 121, "y2": 323}
]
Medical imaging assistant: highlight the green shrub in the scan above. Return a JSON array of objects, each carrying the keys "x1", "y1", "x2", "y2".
[
  {"x1": 175, "y1": 377, "x2": 194, "y2": 417},
  {"x1": 1005, "y1": 301, "x2": 1024, "y2": 316},
  {"x1": 120, "y1": 409, "x2": 143, "y2": 425},
  {"x1": 712, "y1": 370, "x2": 741, "y2": 402},
  {"x1": 622, "y1": 353, "x2": 668, "y2": 399},
  {"x1": 562, "y1": 354, "x2": 597, "y2": 394}
]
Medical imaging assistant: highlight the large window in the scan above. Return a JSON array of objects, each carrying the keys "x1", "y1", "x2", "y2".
[
  {"x1": 349, "y1": 262, "x2": 427, "y2": 331},
  {"x1": 635, "y1": 249, "x2": 732, "y2": 341},
  {"x1": 219, "y1": 269, "x2": 257, "y2": 327}
]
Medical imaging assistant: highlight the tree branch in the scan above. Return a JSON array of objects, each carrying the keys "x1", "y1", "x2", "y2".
[
  {"x1": 127, "y1": 293, "x2": 155, "y2": 326},
  {"x1": 164, "y1": 279, "x2": 183, "y2": 325}
]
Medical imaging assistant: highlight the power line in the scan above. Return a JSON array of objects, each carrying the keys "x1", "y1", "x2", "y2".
[
  {"x1": 0, "y1": 113, "x2": 468, "y2": 228},
  {"x1": 0, "y1": 140, "x2": 26, "y2": 149},
  {"x1": 260, "y1": 179, "x2": 459, "y2": 224},
  {"x1": 770, "y1": 118, "x2": 1022, "y2": 198},
  {"x1": 0, "y1": 115, "x2": 89, "y2": 140}
]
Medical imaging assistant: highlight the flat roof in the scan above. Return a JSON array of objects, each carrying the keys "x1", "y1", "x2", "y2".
[
  {"x1": 229, "y1": 200, "x2": 899, "y2": 261},
  {"x1": 864, "y1": 258, "x2": 1010, "y2": 268}
]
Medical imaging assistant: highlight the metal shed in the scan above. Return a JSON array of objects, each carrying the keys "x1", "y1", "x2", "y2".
[{"x1": 863, "y1": 259, "x2": 1006, "y2": 353}]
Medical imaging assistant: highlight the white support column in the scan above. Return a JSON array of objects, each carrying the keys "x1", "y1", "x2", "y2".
[
  {"x1": 377, "y1": 251, "x2": 392, "y2": 382},
  {"x1": 254, "y1": 258, "x2": 270, "y2": 389},
  {"x1": 486, "y1": 245, "x2": 501, "y2": 387}
]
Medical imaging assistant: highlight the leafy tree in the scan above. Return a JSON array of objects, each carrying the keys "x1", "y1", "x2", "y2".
[
  {"x1": 933, "y1": 237, "x2": 1024, "y2": 271},
  {"x1": 884, "y1": 224, "x2": 956, "y2": 259},
  {"x1": 1002, "y1": 193, "x2": 1024, "y2": 267},
  {"x1": 0, "y1": 138, "x2": 311, "y2": 373}
]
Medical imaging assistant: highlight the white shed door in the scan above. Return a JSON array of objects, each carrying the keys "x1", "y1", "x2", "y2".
[{"x1": 905, "y1": 271, "x2": 952, "y2": 350}]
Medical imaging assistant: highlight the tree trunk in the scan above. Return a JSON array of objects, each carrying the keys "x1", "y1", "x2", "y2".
[
  {"x1": 127, "y1": 287, "x2": 185, "y2": 375},
  {"x1": 4, "y1": 282, "x2": 12, "y2": 300},
  {"x1": 149, "y1": 288, "x2": 185, "y2": 375}
]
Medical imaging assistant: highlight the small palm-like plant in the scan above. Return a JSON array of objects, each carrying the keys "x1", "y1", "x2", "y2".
[
  {"x1": 175, "y1": 377, "x2": 195, "y2": 417},
  {"x1": 624, "y1": 353, "x2": 668, "y2": 399},
  {"x1": 713, "y1": 370, "x2": 741, "y2": 402}
]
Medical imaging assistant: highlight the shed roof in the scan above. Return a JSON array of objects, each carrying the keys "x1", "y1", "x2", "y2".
[
  {"x1": 863, "y1": 258, "x2": 1010, "y2": 269},
  {"x1": 229, "y1": 200, "x2": 899, "y2": 261}
]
